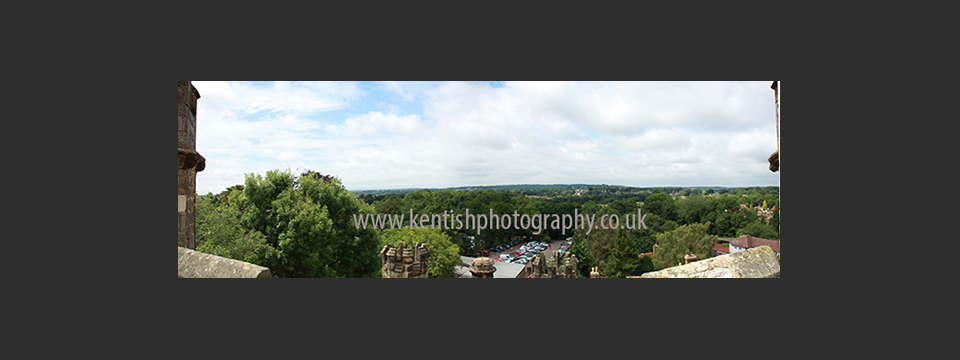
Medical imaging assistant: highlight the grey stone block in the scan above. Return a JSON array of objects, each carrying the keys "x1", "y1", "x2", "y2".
[{"x1": 178, "y1": 247, "x2": 272, "y2": 278}]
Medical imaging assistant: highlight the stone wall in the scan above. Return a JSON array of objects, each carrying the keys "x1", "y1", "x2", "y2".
[
  {"x1": 178, "y1": 247, "x2": 272, "y2": 278},
  {"x1": 638, "y1": 245, "x2": 780, "y2": 278},
  {"x1": 178, "y1": 81, "x2": 204, "y2": 249}
]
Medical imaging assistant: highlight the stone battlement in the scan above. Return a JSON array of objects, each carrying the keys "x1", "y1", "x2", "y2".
[
  {"x1": 530, "y1": 251, "x2": 579, "y2": 278},
  {"x1": 381, "y1": 241, "x2": 430, "y2": 278}
]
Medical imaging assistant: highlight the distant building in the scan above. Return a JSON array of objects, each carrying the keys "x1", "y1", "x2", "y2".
[
  {"x1": 711, "y1": 243, "x2": 730, "y2": 258},
  {"x1": 729, "y1": 235, "x2": 779, "y2": 258}
]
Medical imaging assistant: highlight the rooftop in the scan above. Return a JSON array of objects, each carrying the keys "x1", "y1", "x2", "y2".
[{"x1": 729, "y1": 235, "x2": 780, "y2": 253}]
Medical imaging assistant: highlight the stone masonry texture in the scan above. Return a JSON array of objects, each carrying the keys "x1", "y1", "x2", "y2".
[
  {"x1": 178, "y1": 247, "x2": 272, "y2": 278},
  {"x1": 639, "y1": 246, "x2": 780, "y2": 278},
  {"x1": 178, "y1": 81, "x2": 203, "y2": 249}
]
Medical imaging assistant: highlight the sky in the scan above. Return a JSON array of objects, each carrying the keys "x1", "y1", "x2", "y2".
[{"x1": 192, "y1": 81, "x2": 779, "y2": 195}]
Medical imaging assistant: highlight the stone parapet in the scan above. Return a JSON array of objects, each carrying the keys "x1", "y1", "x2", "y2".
[
  {"x1": 178, "y1": 247, "x2": 272, "y2": 278},
  {"x1": 639, "y1": 246, "x2": 780, "y2": 278}
]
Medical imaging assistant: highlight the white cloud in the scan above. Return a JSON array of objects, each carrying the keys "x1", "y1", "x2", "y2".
[
  {"x1": 378, "y1": 81, "x2": 417, "y2": 102},
  {"x1": 193, "y1": 81, "x2": 780, "y2": 193},
  {"x1": 335, "y1": 111, "x2": 423, "y2": 137}
]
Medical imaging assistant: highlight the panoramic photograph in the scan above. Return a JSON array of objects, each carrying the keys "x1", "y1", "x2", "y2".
[{"x1": 177, "y1": 81, "x2": 780, "y2": 278}]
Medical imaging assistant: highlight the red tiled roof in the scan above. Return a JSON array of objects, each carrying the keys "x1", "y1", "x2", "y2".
[
  {"x1": 638, "y1": 252, "x2": 653, "y2": 259},
  {"x1": 711, "y1": 244, "x2": 730, "y2": 254},
  {"x1": 729, "y1": 235, "x2": 780, "y2": 253}
]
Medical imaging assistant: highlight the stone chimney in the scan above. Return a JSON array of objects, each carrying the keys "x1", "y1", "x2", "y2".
[
  {"x1": 469, "y1": 257, "x2": 496, "y2": 278},
  {"x1": 178, "y1": 81, "x2": 205, "y2": 249},
  {"x1": 559, "y1": 253, "x2": 578, "y2": 278},
  {"x1": 684, "y1": 253, "x2": 698, "y2": 265},
  {"x1": 380, "y1": 241, "x2": 429, "y2": 278}
]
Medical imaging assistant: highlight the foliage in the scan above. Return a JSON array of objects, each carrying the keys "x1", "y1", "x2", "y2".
[
  {"x1": 737, "y1": 222, "x2": 779, "y2": 240},
  {"x1": 201, "y1": 180, "x2": 777, "y2": 276},
  {"x1": 602, "y1": 228, "x2": 643, "y2": 278},
  {"x1": 678, "y1": 195, "x2": 714, "y2": 226},
  {"x1": 567, "y1": 232, "x2": 594, "y2": 278},
  {"x1": 642, "y1": 193, "x2": 679, "y2": 222},
  {"x1": 769, "y1": 206, "x2": 779, "y2": 239},
  {"x1": 637, "y1": 255, "x2": 655, "y2": 274},
  {"x1": 236, "y1": 169, "x2": 382, "y2": 278},
  {"x1": 652, "y1": 223, "x2": 717, "y2": 270},
  {"x1": 711, "y1": 207, "x2": 758, "y2": 237},
  {"x1": 196, "y1": 189, "x2": 272, "y2": 264},
  {"x1": 573, "y1": 226, "x2": 617, "y2": 273},
  {"x1": 381, "y1": 228, "x2": 462, "y2": 278}
]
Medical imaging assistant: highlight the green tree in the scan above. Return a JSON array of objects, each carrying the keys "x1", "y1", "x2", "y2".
[
  {"x1": 678, "y1": 196, "x2": 714, "y2": 226},
  {"x1": 196, "y1": 189, "x2": 272, "y2": 264},
  {"x1": 373, "y1": 194, "x2": 406, "y2": 215},
  {"x1": 603, "y1": 228, "x2": 642, "y2": 278},
  {"x1": 711, "y1": 205, "x2": 759, "y2": 237},
  {"x1": 568, "y1": 230, "x2": 594, "y2": 278},
  {"x1": 572, "y1": 226, "x2": 617, "y2": 274},
  {"x1": 238, "y1": 169, "x2": 382, "y2": 278},
  {"x1": 642, "y1": 193, "x2": 679, "y2": 222},
  {"x1": 581, "y1": 200, "x2": 600, "y2": 215},
  {"x1": 769, "y1": 206, "x2": 779, "y2": 239},
  {"x1": 652, "y1": 223, "x2": 717, "y2": 270},
  {"x1": 637, "y1": 255, "x2": 655, "y2": 275},
  {"x1": 608, "y1": 199, "x2": 638, "y2": 215},
  {"x1": 737, "y1": 222, "x2": 779, "y2": 240},
  {"x1": 381, "y1": 228, "x2": 462, "y2": 278}
]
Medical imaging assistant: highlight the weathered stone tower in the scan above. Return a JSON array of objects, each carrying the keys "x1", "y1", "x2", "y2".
[
  {"x1": 380, "y1": 241, "x2": 430, "y2": 278},
  {"x1": 178, "y1": 81, "x2": 205, "y2": 249},
  {"x1": 531, "y1": 251, "x2": 579, "y2": 278}
]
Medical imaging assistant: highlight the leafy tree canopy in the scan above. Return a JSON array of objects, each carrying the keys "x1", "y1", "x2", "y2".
[
  {"x1": 652, "y1": 223, "x2": 717, "y2": 270},
  {"x1": 237, "y1": 169, "x2": 382, "y2": 278}
]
